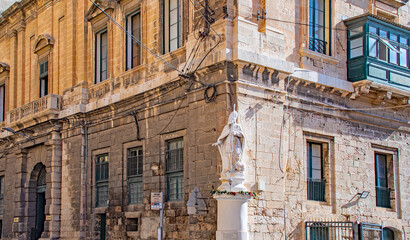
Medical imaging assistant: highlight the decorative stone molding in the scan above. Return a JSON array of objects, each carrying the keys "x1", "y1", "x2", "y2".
[
  {"x1": 0, "y1": 63, "x2": 10, "y2": 74},
  {"x1": 85, "y1": 0, "x2": 116, "y2": 21},
  {"x1": 33, "y1": 34, "x2": 55, "y2": 55},
  {"x1": 350, "y1": 81, "x2": 372, "y2": 100}
]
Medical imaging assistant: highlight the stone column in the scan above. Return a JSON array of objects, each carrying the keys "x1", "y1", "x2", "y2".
[
  {"x1": 44, "y1": 124, "x2": 62, "y2": 239},
  {"x1": 12, "y1": 149, "x2": 28, "y2": 240},
  {"x1": 214, "y1": 173, "x2": 251, "y2": 240}
]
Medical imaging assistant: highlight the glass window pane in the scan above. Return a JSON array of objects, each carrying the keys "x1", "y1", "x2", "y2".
[
  {"x1": 400, "y1": 48, "x2": 408, "y2": 67},
  {"x1": 390, "y1": 34, "x2": 397, "y2": 42},
  {"x1": 351, "y1": 37, "x2": 363, "y2": 48},
  {"x1": 379, "y1": 41, "x2": 387, "y2": 61},
  {"x1": 380, "y1": 30, "x2": 387, "y2": 38},
  {"x1": 369, "y1": 26, "x2": 377, "y2": 34},
  {"x1": 170, "y1": 0, "x2": 178, "y2": 10},
  {"x1": 349, "y1": 26, "x2": 363, "y2": 36},
  {"x1": 369, "y1": 37, "x2": 377, "y2": 57},
  {"x1": 400, "y1": 37, "x2": 407, "y2": 45},
  {"x1": 389, "y1": 48, "x2": 398, "y2": 64},
  {"x1": 350, "y1": 47, "x2": 363, "y2": 58}
]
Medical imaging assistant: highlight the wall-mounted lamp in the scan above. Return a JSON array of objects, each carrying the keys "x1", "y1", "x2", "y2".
[{"x1": 359, "y1": 191, "x2": 370, "y2": 199}]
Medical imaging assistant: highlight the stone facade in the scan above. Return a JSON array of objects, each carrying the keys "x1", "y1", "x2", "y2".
[{"x1": 0, "y1": 0, "x2": 408, "y2": 240}]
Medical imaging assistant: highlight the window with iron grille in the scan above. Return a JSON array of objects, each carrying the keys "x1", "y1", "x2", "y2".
[
  {"x1": 39, "y1": 60, "x2": 48, "y2": 97},
  {"x1": 0, "y1": 85, "x2": 4, "y2": 123},
  {"x1": 307, "y1": 142, "x2": 326, "y2": 201},
  {"x1": 96, "y1": 154, "x2": 109, "y2": 207},
  {"x1": 308, "y1": 0, "x2": 331, "y2": 55},
  {"x1": 166, "y1": 138, "x2": 184, "y2": 201},
  {"x1": 375, "y1": 153, "x2": 391, "y2": 208},
  {"x1": 0, "y1": 176, "x2": 3, "y2": 215},
  {"x1": 126, "y1": 218, "x2": 139, "y2": 232},
  {"x1": 127, "y1": 147, "x2": 143, "y2": 204},
  {"x1": 163, "y1": 0, "x2": 181, "y2": 54},
  {"x1": 95, "y1": 29, "x2": 108, "y2": 83},
  {"x1": 126, "y1": 11, "x2": 141, "y2": 70}
]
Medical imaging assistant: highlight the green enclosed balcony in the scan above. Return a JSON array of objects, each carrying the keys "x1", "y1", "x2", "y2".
[{"x1": 345, "y1": 14, "x2": 410, "y2": 91}]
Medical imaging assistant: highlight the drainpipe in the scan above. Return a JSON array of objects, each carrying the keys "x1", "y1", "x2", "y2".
[{"x1": 80, "y1": 117, "x2": 88, "y2": 238}]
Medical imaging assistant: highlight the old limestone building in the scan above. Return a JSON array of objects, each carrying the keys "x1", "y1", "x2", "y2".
[{"x1": 0, "y1": 0, "x2": 409, "y2": 239}]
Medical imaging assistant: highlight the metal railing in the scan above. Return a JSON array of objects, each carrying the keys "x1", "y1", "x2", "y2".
[
  {"x1": 376, "y1": 186, "x2": 391, "y2": 208},
  {"x1": 306, "y1": 221, "x2": 355, "y2": 240},
  {"x1": 309, "y1": 37, "x2": 328, "y2": 54},
  {"x1": 307, "y1": 178, "x2": 326, "y2": 201}
]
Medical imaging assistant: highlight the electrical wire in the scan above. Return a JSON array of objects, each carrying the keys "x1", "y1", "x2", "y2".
[
  {"x1": 89, "y1": 0, "x2": 186, "y2": 77},
  {"x1": 188, "y1": 0, "x2": 222, "y2": 74}
]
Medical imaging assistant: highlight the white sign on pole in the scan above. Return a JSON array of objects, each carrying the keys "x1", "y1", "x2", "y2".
[{"x1": 151, "y1": 192, "x2": 163, "y2": 210}]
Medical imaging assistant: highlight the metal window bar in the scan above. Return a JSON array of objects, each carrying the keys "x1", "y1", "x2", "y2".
[
  {"x1": 96, "y1": 182, "x2": 108, "y2": 207},
  {"x1": 307, "y1": 178, "x2": 326, "y2": 201},
  {"x1": 128, "y1": 176, "x2": 143, "y2": 204},
  {"x1": 309, "y1": 37, "x2": 328, "y2": 54},
  {"x1": 359, "y1": 222, "x2": 383, "y2": 240},
  {"x1": 306, "y1": 221, "x2": 355, "y2": 240},
  {"x1": 166, "y1": 148, "x2": 183, "y2": 173},
  {"x1": 376, "y1": 186, "x2": 391, "y2": 208}
]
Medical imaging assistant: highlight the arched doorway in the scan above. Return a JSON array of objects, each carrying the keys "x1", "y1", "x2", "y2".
[{"x1": 32, "y1": 165, "x2": 46, "y2": 240}]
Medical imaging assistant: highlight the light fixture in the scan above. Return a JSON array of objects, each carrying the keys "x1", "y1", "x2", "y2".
[{"x1": 359, "y1": 191, "x2": 370, "y2": 199}]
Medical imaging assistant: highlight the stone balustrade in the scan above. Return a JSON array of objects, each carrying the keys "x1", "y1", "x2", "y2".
[{"x1": 7, "y1": 94, "x2": 62, "y2": 125}]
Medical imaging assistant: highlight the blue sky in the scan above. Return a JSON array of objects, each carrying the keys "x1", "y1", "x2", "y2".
[{"x1": 0, "y1": 0, "x2": 18, "y2": 14}]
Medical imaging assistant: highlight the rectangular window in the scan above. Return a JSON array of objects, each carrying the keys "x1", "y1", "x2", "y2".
[
  {"x1": 369, "y1": 36, "x2": 377, "y2": 57},
  {"x1": 39, "y1": 60, "x2": 48, "y2": 97},
  {"x1": 375, "y1": 153, "x2": 391, "y2": 208},
  {"x1": 127, "y1": 147, "x2": 143, "y2": 204},
  {"x1": 166, "y1": 138, "x2": 184, "y2": 201},
  {"x1": 96, "y1": 154, "x2": 109, "y2": 207},
  {"x1": 0, "y1": 85, "x2": 4, "y2": 123},
  {"x1": 163, "y1": 0, "x2": 181, "y2": 54},
  {"x1": 126, "y1": 218, "x2": 139, "y2": 231},
  {"x1": 95, "y1": 29, "x2": 108, "y2": 83},
  {"x1": 0, "y1": 176, "x2": 3, "y2": 215},
  {"x1": 308, "y1": 0, "x2": 330, "y2": 55},
  {"x1": 126, "y1": 11, "x2": 141, "y2": 70},
  {"x1": 307, "y1": 142, "x2": 325, "y2": 201}
]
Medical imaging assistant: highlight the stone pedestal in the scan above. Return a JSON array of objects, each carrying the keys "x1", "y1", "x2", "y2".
[
  {"x1": 214, "y1": 194, "x2": 251, "y2": 240},
  {"x1": 214, "y1": 173, "x2": 250, "y2": 240}
]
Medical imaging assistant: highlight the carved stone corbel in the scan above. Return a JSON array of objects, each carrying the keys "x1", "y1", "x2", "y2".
[{"x1": 372, "y1": 91, "x2": 392, "y2": 105}]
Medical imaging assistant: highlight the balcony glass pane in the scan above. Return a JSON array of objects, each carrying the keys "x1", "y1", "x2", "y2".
[
  {"x1": 379, "y1": 41, "x2": 388, "y2": 61},
  {"x1": 400, "y1": 48, "x2": 408, "y2": 67},
  {"x1": 349, "y1": 26, "x2": 363, "y2": 36},
  {"x1": 380, "y1": 30, "x2": 387, "y2": 38},
  {"x1": 369, "y1": 26, "x2": 377, "y2": 34},
  {"x1": 389, "y1": 47, "x2": 398, "y2": 64},
  {"x1": 390, "y1": 34, "x2": 397, "y2": 42},
  {"x1": 369, "y1": 37, "x2": 377, "y2": 57},
  {"x1": 400, "y1": 37, "x2": 407, "y2": 45},
  {"x1": 350, "y1": 37, "x2": 363, "y2": 58}
]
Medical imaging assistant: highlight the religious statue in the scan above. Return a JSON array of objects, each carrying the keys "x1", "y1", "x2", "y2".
[{"x1": 213, "y1": 106, "x2": 245, "y2": 177}]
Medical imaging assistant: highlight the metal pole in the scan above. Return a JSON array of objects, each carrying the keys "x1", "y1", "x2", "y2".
[
  {"x1": 284, "y1": 208, "x2": 287, "y2": 240},
  {"x1": 160, "y1": 193, "x2": 164, "y2": 240}
]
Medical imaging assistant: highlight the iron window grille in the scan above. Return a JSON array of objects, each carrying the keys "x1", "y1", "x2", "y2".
[
  {"x1": 39, "y1": 60, "x2": 48, "y2": 97},
  {"x1": 126, "y1": 10, "x2": 141, "y2": 70},
  {"x1": 308, "y1": 0, "x2": 329, "y2": 55},
  {"x1": 307, "y1": 142, "x2": 326, "y2": 201},
  {"x1": 305, "y1": 221, "x2": 355, "y2": 240},
  {"x1": 166, "y1": 138, "x2": 184, "y2": 201},
  {"x1": 375, "y1": 153, "x2": 391, "y2": 208},
  {"x1": 96, "y1": 154, "x2": 109, "y2": 207},
  {"x1": 127, "y1": 147, "x2": 143, "y2": 204}
]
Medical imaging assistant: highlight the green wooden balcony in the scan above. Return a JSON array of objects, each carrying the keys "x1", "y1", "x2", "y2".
[{"x1": 345, "y1": 14, "x2": 410, "y2": 91}]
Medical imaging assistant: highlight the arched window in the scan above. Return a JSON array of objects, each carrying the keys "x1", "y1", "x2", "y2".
[
  {"x1": 37, "y1": 167, "x2": 46, "y2": 193},
  {"x1": 383, "y1": 228, "x2": 395, "y2": 240}
]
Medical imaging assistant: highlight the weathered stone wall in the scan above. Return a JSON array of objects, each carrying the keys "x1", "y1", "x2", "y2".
[{"x1": 237, "y1": 76, "x2": 410, "y2": 239}]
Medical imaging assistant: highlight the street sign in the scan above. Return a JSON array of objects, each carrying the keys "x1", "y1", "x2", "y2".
[{"x1": 151, "y1": 192, "x2": 163, "y2": 210}]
